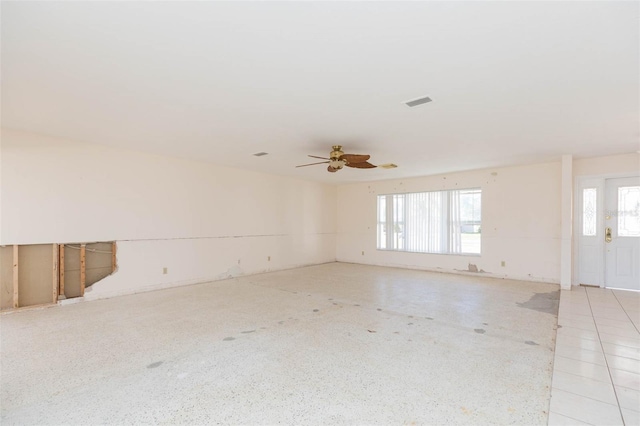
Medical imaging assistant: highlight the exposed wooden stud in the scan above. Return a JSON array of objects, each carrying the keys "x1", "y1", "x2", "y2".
[
  {"x1": 59, "y1": 244, "x2": 65, "y2": 298},
  {"x1": 52, "y1": 244, "x2": 59, "y2": 303},
  {"x1": 112, "y1": 242, "x2": 117, "y2": 273},
  {"x1": 12, "y1": 245, "x2": 19, "y2": 308},
  {"x1": 80, "y1": 244, "x2": 86, "y2": 296}
]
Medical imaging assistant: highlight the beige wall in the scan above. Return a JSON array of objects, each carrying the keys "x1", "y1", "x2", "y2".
[
  {"x1": 1, "y1": 129, "x2": 336, "y2": 244},
  {"x1": 2, "y1": 126, "x2": 637, "y2": 296},
  {"x1": 574, "y1": 153, "x2": 639, "y2": 177},
  {"x1": 1, "y1": 129, "x2": 336, "y2": 299},
  {"x1": 336, "y1": 153, "x2": 640, "y2": 284},
  {"x1": 336, "y1": 162, "x2": 563, "y2": 283}
]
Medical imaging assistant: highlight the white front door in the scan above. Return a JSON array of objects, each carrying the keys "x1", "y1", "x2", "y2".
[{"x1": 605, "y1": 177, "x2": 640, "y2": 290}]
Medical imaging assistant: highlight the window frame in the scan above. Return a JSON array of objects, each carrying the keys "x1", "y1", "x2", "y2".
[{"x1": 376, "y1": 188, "x2": 482, "y2": 256}]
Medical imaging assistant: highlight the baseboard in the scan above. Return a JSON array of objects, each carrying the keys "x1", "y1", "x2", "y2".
[
  {"x1": 81, "y1": 260, "x2": 338, "y2": 302},
  {"x1": 335, "y1": 260, "x2": 560, "y2": 285}
]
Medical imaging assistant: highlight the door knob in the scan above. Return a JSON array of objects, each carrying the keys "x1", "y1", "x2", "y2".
[{"x1": 605, "y1": 227, "x2": 612, "y2": 243}]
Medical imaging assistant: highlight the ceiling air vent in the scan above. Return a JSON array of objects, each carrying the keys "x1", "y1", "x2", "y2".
[
  {"x1": 404, "y1": 96, "x2": 432, "y2": 108},
  {"x1": 379, "y1": 163, "x2": 398, "y2": 169},
  {"x1": 253, "y1": 152, "x2": 269, "y2": 157}
]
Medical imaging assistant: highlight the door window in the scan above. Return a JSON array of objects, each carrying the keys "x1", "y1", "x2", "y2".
[
  {"x1": 582, "y1": 188, "x2": 597, "y2": 236},
  {"x1": 617, "y1": 186, "x2": 640, "y2": 237}
]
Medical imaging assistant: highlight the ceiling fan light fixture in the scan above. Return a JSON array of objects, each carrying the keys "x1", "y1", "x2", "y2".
[
  {"x1": 330, "y1": 159, "x2": 344, "y2": 169},
  {"x1": 379, "y1": 163, "x2": 398, "y2": 169}
]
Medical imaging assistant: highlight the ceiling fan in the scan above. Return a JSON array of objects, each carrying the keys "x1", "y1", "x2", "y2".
[{"x1": 296, "y1": 145, "x2": 377, "y2": 173}]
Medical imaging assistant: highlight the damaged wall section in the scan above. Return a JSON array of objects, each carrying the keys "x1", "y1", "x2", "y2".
[
  {"x1": 0, "y1": 244, "x2": 57, "y2": 310},
  {"x1": 1, "y1": 129, "x2": 337, "y2": 301},
  {"x1": 60, "y1": 242, "x2": 116, "y2": 299},
  {"x1": 0, "y1": 247, "x2": 14, "y2": 310},
  {"x1": 0, "y1": 242, "x2": 116, "y2": 311}
]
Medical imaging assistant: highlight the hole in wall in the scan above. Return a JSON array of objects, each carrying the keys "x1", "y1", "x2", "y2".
[{"x1": 1, "y1": 242, "x2": 117, "y2": 311}]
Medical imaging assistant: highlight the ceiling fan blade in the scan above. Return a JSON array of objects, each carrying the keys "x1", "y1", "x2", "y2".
[
  {"x1": 340, "y1": 154, "x2": 370, "y2": 163},
  {"x1": 327, "y1": 165, "x2": 338, "y2": 173},
  {"x1": 308, "y1": 155, "x2": 331, "y2": 160},
  {"x1": 296, "y1": 161, "x2": 330, "y2": 168},
  {"x1": 345, "y1": 161, "x2": 376, "y2": 169}
]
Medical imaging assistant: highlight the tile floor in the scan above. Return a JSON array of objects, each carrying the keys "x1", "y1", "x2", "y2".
[
  {"x1": 549, "y1": 286, "x2": 640, "y2": 425},
  {"x1": 1, "y1": 263, "x2": 559, "y2": 425}
]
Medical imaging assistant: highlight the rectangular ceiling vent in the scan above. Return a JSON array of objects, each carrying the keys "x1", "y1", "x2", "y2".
[
  {"x1": 404, "y1": 96, "x2": 432, "y2": 108},
  {"x1": 253, "y1": 152, "x2": 269, "y2": 157},
  {"x1": 379, "y1": 163, "x2": 398, "y2": 169}
]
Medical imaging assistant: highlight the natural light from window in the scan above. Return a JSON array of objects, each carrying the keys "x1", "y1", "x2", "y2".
[{"x1": 377, "y1": 188, "x2": 481, "y2": 255}]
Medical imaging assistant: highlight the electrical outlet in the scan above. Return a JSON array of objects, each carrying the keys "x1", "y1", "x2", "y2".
[
  {"x1": 501, "y1": 261, "x2": 506, "y2": 267},
  {"x1": 162, "y1": 267, "x2": 168, "y2": 274}
]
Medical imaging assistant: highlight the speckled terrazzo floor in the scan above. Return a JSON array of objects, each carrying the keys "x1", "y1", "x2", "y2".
[{"x1": 0, "y1": 262, "x2": 559, "y2": 425}]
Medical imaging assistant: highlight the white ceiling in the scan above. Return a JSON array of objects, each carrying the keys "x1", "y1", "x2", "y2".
[{"x1": 2, "y1": 1, "x2": 638, "y2": 184}]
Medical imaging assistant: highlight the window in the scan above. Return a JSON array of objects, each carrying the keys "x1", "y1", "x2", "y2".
[{"x1": 377, "y1": 188, "x2": 481, "y2": 254}]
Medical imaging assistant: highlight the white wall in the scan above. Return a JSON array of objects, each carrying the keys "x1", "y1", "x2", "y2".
[
  {"x1": 336, "y1": 162, "x2": 562, "y2": 283},
  {"x1": 1, "y1": 129, "x2": 336, "y2": 299}
]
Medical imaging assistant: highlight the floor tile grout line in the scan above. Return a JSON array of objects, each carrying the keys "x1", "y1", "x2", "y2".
[
  {"x1": 552, "y1": 386, "x2": 623, "y2": 408},
  {"x1": 554, "y1": 340, "x2": 605, "y2": 353},
  {"x1": 614, "y1": 382, "x2": 640, "y2": 394},
  {"x1": 559, "y1": 310, "x2": 596, "y2": 314},
  {"x1": 549, "y1": 409, "x2": 597, "y2": 426},
  {"x1": 557, "y1": 324, "x2": 600, "y2": 332},
  {"x1": 585, "y1": 287, "x2": 626, "y2": 425},
  {"x1": 557, "y1": 319, "x2": 597, "y2": 326},
  {"x1": 548, "y1": 287, "x2": 589, "y2": 424},
  {"x1": 611, "y1": 290, "x2": 640, "y2": 335},
  {"x1": 556, "y1": 331, "x2": 599, "y2": 341},
  {"x1": 553, "y1": 367, "x2": 617, "y2": 385},
  {"x1": 554, "y1": 354, "x2": 606, "y2": 367},
  {"x1": 603, "y1": 352, "x2": 640, "y2": 363},
  {"x1": 594, "y1": 321, "x2": 640, "y2": 330},
  {"x1": 600, "y1": 342, "x2": 640, "y2": 352},
  {"x1": 554, "y1": 354, "x2": 608, "y2": 368},
  {"x1": 609, "y1": 363, "x2": 640, "y2": 375},
  {"x1": 617, "y1": 403, "x2": 640, "y2": 415},
  {"x1": 608, "y1": 363, "x2": 640, "y2": 376},
  {"x1": 597, "y1": 330, "x2": 640, "y2": 339},
  {"x1": 557, "y1": 325, "x2": 599, "y2": 333}
]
